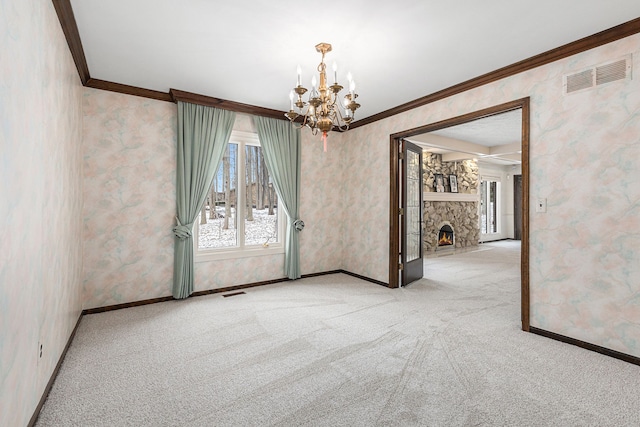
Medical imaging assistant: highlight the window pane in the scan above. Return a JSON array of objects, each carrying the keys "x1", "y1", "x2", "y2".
[
  {"x1": 198, "y1": 143, "x2": 238, "y2": 249},
  {"x1": 480, "y1": 179, "x2": 499, "y2": 234},
  {"x1": 405, "y1": 149, "x2": 421, "y2": 261},
  {"x1": 244, "y1": 145, "x2": 278, "y2": 246},
  {"x1": 489, "y1": 181, "x2": 498, "y2": 233}
]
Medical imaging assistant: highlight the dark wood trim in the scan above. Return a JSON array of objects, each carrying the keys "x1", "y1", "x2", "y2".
[
  {"x1": 170, "y1": 89, "x2": 289, "y2": 120},
  {"x1": 391, "y1": 98, "x2": 530, "y2": 139},
  {"x1": 340, "y1": 270, "x2": 389, "y2": 288},
  {"x1": 86, "y1": 79, "x2": 172, "y2": 102},
  {"x1": 52, "y1": 0, "x2": 90, "y2": 84},
  {"x1": 53, "y1": 2, "x2": 639, "y2": 129},
  {"x1": 389, "y1": 98, "x2": 531, "y2": 329},
  {"x1": 191, "y1": 277, "x2": 290, "y2": 298},
  {"x1": 389, "y1": 136, "x2": 400, "y2": 288},
  {"x1": 520, "y1": 98, "x2": 531, "y2": 332},
  {"x1": 303, "y1": 270, "x2": 344, "y2": 278},
  {"x1": 82, "y1": 296, "x2": 174, "y2": 314},
  {"x1": 82, "y1": 270, "x2": 347, "y2": 314},
  {"x1": 192, "y1": 271, "x2": 345, "y2": 298},
  {"x1": 28, "y1": 313, "x2": 83, "y2": 427},
  {"x1": 352, "y1": 17, "x2": 640, "y2": 129},
  {"x1": 529, "y1": 327, "x2": 640, "y2": 366}
]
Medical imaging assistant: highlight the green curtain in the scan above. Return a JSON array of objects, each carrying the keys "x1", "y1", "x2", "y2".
[
  {"x1": 253, "y1": 116, "x2": 302, "y2": 279},
  {"x1": 173, "y1": 102, "x2": 236, "y2": 299}
]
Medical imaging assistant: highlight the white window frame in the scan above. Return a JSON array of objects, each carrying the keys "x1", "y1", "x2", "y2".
[{"x1": 195, "y1": 131, "x2": 285, "y2": 262}]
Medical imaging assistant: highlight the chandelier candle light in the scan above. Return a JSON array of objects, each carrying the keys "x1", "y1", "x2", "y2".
[{"x1": 285, "y1": 42, "x2": 361, "y2": 152}]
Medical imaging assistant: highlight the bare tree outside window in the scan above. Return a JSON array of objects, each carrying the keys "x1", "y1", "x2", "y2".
[{"x1": 198, "y1": 138, "x2": 278, "y2": 250}]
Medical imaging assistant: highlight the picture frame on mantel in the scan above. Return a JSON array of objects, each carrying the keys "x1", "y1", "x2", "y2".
[
  {"x1": 449, "y1": 174, "x2": 459, "y2": 193},
  {"x1": 435, "y1": 174, "x2": 445, "y2": 192}
]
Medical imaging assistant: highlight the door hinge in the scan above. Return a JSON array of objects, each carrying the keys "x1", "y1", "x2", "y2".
[
  {"x1": 399, "y1": 152, "x2": 405, "y2": 160},
  {"x1": 399, "y1": 263, "x2": 404, "y2": 271},
  {"x1": 399, "y1": 208, "x2": 404, "y2": 215}
]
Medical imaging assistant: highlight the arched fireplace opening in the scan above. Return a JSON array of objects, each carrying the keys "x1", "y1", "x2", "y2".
[{"x1": 437, "y1": 223, "x2": 454, "y2": 248}]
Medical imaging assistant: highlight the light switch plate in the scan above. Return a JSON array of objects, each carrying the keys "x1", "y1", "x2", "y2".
[{"x1": 536, "y1": 198, "x2": 547, "y2": 213}]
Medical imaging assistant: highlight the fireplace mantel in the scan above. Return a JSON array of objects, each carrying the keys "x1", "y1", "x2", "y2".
[{"x1": 423, "y1": 192, "x2": 479, "y2": 202}]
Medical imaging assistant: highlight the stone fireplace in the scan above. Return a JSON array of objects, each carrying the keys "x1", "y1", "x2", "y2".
[{"x1": 423, "y1": 153, "x2": 480, "y2": 253}]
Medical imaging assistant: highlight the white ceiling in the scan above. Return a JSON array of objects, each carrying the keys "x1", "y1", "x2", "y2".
[
  {"x1": 69, "y1": 0, "x2": 640, "y2": 122},
  {"x1": 407, "y1": 109, "x2": 523, "y2": 166}
]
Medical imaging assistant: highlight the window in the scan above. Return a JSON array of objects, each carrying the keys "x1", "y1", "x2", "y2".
[
  {"x1": 480, "y1": 178, "x2": 500, "y2": 234},
  {"x1": 195, "y1": 131, "x2": 284, "y2": 260}
]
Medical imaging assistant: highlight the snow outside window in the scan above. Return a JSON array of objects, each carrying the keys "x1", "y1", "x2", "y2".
[{"x1": 195, "y1": 131, "x2": 284, "y2": 261}]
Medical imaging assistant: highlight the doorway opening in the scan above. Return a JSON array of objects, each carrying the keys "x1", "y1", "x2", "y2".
[{"x1": 388, "y1": 98, "x2": 530, "y2": 331}]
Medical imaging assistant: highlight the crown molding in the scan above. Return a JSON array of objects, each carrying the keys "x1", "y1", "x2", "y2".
[
  {"x1": 86, "y1": 79, "x2": 173, "y2": 102},
  {"x1": 52, "y1": 0, "x2": 90, "y2": 84},
  {"x1": 53, "y1": 0, "x2": 640, "y2": 128},
  {"x1": 51, "y1": 0, "x2": 288, "y2": 119},
  {"x1": 170, "y1": 89, "x2": 288, "y2": 120},
  {"x1": 350, "y1": 16, "x2": 640, "y2": 129}
]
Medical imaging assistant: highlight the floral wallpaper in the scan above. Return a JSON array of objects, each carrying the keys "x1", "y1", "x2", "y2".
[
  {"x1": 341, "y1": 35, "x2": 640, "y2": 357},
  {"x1": 82, "y1": 89, "x2": 177, "y2": 308},
  {"x1": 298, "y1": 129, "x2": 347, "y2": 274},
  {"x1": 82, "y1": 95, "x2": 347, "y2": 304},
  {"x1": 0, "y1": 1, "x2": 84, "y2": 426},
  {"x1": 341, "y1": 121, "x2": 390, "y2": 283}
]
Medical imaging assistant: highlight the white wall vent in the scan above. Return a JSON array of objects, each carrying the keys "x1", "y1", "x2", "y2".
[
  {"x1": 566, "y1": 69, "x2": 593, "y2": 93},
  {"x1": 563, "y1": 55, "x2": 632, "y2": 95}
]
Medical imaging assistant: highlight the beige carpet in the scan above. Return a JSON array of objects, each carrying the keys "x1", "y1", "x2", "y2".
[{"x1": 36, "y1": 242, "x2": 640, "y2": 426}]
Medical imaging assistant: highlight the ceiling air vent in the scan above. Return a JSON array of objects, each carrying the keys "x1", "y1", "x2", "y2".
[{"x1": 563, "y1": 54, "x2": 632, "y2": 95}]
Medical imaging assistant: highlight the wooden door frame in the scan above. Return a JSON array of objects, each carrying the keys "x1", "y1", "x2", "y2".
[{"x1": 388, "y1": 98, "x2": 531, "y2": 331}]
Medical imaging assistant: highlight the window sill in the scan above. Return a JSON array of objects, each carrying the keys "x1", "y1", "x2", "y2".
[{"x1": 195, "y1": 245, "x2": 284, "y2": 262}]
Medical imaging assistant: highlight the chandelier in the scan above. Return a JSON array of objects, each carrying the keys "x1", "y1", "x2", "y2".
[{"x1": 285, "y1": 42, "x2": 361, "y2": 151}]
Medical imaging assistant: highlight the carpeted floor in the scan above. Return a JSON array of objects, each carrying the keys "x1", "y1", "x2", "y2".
[{"x1": 36, "y1": 241, "x2": 640, "y2": 426}]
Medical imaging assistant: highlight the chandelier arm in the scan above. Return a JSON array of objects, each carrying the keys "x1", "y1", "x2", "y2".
[{"x1": 333, "y1": 108, "x2": 350, "y2": 132}]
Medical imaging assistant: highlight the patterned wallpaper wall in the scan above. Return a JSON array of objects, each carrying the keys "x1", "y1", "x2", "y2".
[
  {"x1": 82, "y1": 91, "x2": 347, "y2": 308},
  {"x1": 342, "y1": 35, "x2": 640, "y2": 357},
  {"x1": 82, "y1": 89, "x2": 177, "y2": 308},
  {"x1": 0, "y1": 1, "x2": 84, "y2": 426}
]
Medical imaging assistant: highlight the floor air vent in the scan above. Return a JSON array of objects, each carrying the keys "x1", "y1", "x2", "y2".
[
  {"x1": 222, "y1": 291, "x2": 246, "y2": 298},
  {"x1": 564, "y1": 55, "x2": 631, "y2": 95}
]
